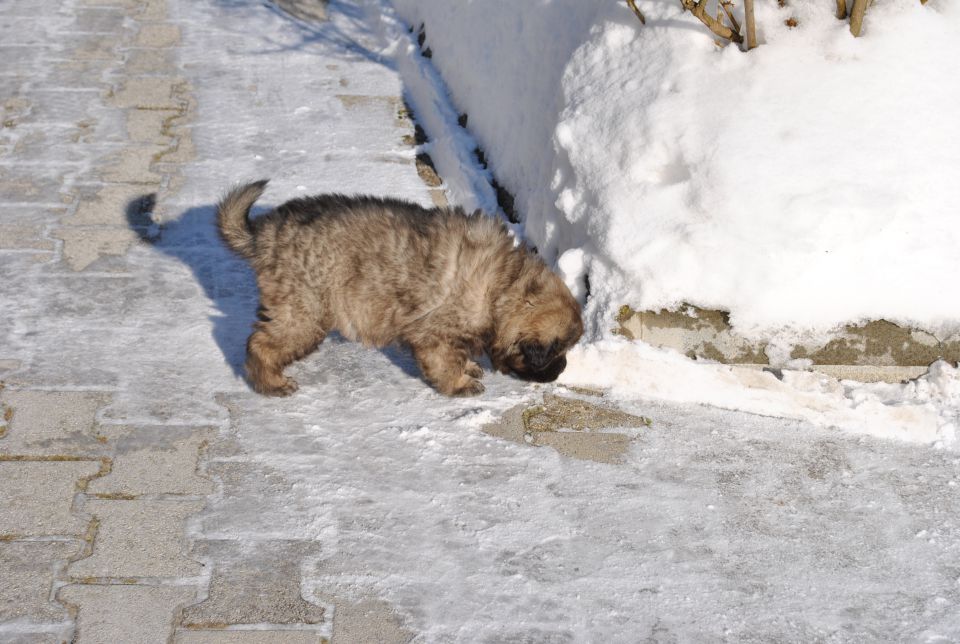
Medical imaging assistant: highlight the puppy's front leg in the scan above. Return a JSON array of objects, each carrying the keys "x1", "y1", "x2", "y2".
[
  {"x1": 464, "y1": 359, "x2": 484, "y2": 379},
  {"x1": 411, "y1": 341, "x2": 484, "y2": 397}
]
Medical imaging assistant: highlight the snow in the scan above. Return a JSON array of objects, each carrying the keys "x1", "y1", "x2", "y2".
[
  {"x1": 560, "y1": 338, "x2": 960, "y2": 447},
  {"x1": 390, "y1": 0, "x2": 960, "y2": 345}
]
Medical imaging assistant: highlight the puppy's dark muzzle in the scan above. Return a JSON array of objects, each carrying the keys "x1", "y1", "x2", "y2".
[{"x1": 514, "y1": 355, "x2": 567, "y2": 383}]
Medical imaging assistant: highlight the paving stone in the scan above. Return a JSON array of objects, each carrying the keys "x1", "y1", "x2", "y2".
[
  {"x1": 0, "y1": 540, "x2": 82, "y2": 623},
  {"x1": 135, "y1": 24, "x2": 180, "y2": 48},
  {"x1": 192, "y1": 462, "x2": 304, "y2": 538},
  {"x1": 483, "y1": 395, "x2": 649, "y2": 464},
  {"x1": 125, "y1": 109, "x2": 178, "y2": 145},
  {"x1": 70, "y1": 35, "x2": 120, "y2": 61},
  {"x1": 157, "y1": 132, "x2": 195, "y2": 163},
  {"x1": 109, "y1": 77, "x2": 186, "y2": 110},
  {"x1": 0, "y1": 460, "x2": 102, "y2": 537},
  {"x1": 59, "y1": 584, "x2": 197, "y2": 644},
  {"x1": 87, "y1": 426, "x2": 215, "y2": 497},
  {"x1": 66, "y1": 8, "x2": 127, "y2": 34},
  {"x1": 2, "y1": 342, "x2": 122, "y2": 390},
  {"x1": 0, "y1": 390, "x2": 110, "y2": 457},
  {"x1": 0, "y1": 225, "x2": 55, "y2": 251},
  {"x1": 51, "y1": 227, "x2": 140, "y2": 271},
  {"x1": 0, "y1": 170, "x2": 66, "y2": 204},
  {"x1": 68, "y1": 184, "x2": 157, "y2": 226},
  {"x1": 319, "y1": 596, "x2": 412, "y2": 644},
  {"x1": 181, "y1": 540, "x2": 324, "y2": 628},
  {"x1": 0, "y1": 633, "x2": 67, "y2": 644},
  {"x1": 175, "y1": 631, "x2": 327, "y2": 644},
  {"x1": 4, "y1": 127, "x2": 114, "y2": 164},
  {"x1": 136, "y1": 0, "x2": 168, "y2": 21},
  {"x1": 124, "y1": 49, "x2": 177, "y2": 74},
  {"x1": 69, "y1": 499, "x2": 204, "y2": 579},
  {"x1": 76, "y1": 0, "x2": 141, "y2": 8},
  {"x1": 98, "y1": 145, "x2": 166, "y2": 184},
  {"x1": 273, "y1": 0, "x2": 328, "y2": 23}
]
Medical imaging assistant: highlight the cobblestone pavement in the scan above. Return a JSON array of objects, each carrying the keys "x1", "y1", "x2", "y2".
[{"x1": 0, "y1": 0, "x2": 421, "y2": 640}]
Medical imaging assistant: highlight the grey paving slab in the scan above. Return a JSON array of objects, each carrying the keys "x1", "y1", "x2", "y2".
[
  {"x1": 59, "y1": 584, "x2": 197, "y2": 644},
  {"x1": 181, "y1": 540, "x2": 325, "y2": 628},
  {"x1": 0, "y1": 460, "x2": 103, "y2": 537},
  {"x1": 0, "y1": 391, "x2": 110, "y2": 457},
  {"x1": 135, "y1": 23, "x2": 181, "y2": 48},
  {"x1": 68, "y1": 499, "x2": 204, "y2": 579},
  {"x1": 318, "y1": 597, "x2": 412, "y2": 644},
  {"x1": 175, "y1": 631, "x2": 326, "y2": 644},
  {"x1": 0, "y1": 633, "x2": 66, "y2": 644},
  {"x1": 86, "y1": 425, "x2": 215, "y2": 497},
  {"x1": 96, "y1": 146, "x2": 166, "y2": 184},
  {"x1": 51, "y1": 227, "x2": 141, "y2": 271},
  {"x1": 0, "y1": 169, "x2": 68, "y2": 204},
  {"x1": 124, "y1": 48, "x2": 178, "y2": 74},
  {"x1": 0, "y1": 225, "x2": 56, "y2": 252},
  {"x1": 66, "y1": 183, "x2": 157, "y2": 226},
  {"x1": 135, "y1": 0, "x2": 168, "y2": 22},
  {"x1": 2, "y1": 332, "x2": 126, "y2": 390},
  {"x1": 193, "y1": 461, "x2": 311, "y2": 540},
  {"x1": 0, "y1": 540, "x2": 81, "y2": 624},
  {"x1": 64, "y1": 8, "x2": 129, "y2": 34},
  {"x1": 108, "y1": 76, "x2": 187, "y2": 110}
]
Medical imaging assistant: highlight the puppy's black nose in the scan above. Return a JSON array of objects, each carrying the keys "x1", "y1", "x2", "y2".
[
  {"x1": 524, "y1": 355, "x2": 567, "y2": 383},
  {"x1": 520, "y1": 340, "x2": 558, "y2": 372}
]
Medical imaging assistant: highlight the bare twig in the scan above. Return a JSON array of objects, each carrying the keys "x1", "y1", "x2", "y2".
[
  {"x1": 743, "y1": 0, "x2": 757, "y2": 49},
  {"x1": 849, "y1": 0, "x2": 868, "y2": 36},
  {"x1": 836, "y1": 0, "x2": 848, "y2": 19},
  {"x1": 681, "y1": 0, "x2": 743, "y2": 43},
  {"x1": 626, "y1": 0, "x2": 646, "y2": 25},
  {"x1": 719, "y1": 1, "x2": 741, "y2": 37}
]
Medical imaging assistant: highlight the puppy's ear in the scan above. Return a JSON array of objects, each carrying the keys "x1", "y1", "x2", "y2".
[{"x1": 523, "y1": 279, "x2": 545, "y2": 307}]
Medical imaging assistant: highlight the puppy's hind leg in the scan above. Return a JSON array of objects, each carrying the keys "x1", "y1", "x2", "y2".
[
  {"x1": 246, "y1": 304, "x2": 326, "y2": 397},
  {"x1": 411, "y1": 341, "x2": 484, "y2": 397}
]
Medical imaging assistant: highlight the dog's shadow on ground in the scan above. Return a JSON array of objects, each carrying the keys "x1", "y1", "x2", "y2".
[{"x1": 126, "y1": 194, "x2": 422, "y2": 386}]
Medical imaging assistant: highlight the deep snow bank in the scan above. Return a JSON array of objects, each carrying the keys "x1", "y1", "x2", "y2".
[{"x1": 390, "y1": 0, "x2": 960, "y2": 345}]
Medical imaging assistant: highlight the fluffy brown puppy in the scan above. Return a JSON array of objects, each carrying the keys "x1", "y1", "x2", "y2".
[{"x1": 216, "y1": 180, "x2": 583, "y2": 397}]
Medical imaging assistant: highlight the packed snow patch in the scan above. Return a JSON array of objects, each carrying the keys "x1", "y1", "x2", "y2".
[
  {"x1": 391, "y1": 0, "x2": 960, "y2": 344},
  {"x1": 560, "y1": 338, "x2": 960, "y2": 447}
]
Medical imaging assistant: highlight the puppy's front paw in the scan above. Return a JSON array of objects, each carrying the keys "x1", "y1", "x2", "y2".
[
  {"x1": 254, "y1": 376, "x2": 299, "y2": 397},
  {"x1": 464, "y1": 360, "x2": 484, "y2": 379},
  {"x1": 451, "y1": 377, "x2": 485, "y2": 397}
]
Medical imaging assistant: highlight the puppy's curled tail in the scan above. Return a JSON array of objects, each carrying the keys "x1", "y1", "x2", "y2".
[{"x1": 216, "y1": 179, "x2": 269, "y2": 259}]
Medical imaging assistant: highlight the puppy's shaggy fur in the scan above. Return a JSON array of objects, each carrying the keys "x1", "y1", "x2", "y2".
[{"x1": 217, "y1": 180, "x2": 583, "y2": 397}]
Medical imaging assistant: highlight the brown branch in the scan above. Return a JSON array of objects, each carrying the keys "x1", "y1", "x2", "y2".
[
  {"x1": 743, "y1": 0, "x2": 757, "y2": 49},
  {"x1": 681, "y1": 0, "x2": 743, "y2": 43},
  {"x1": 849, "y1": 0, "x2": 868, "y2": 36},
  {"x1": 836, "y1": 0, "x2": 848, "y2": 19},
  {"x1": 626, "y1": 0, "x2": 646, "y2": 25},
  {"x1": 719, "y1": 1, "x2": 741, "y2": 38}
]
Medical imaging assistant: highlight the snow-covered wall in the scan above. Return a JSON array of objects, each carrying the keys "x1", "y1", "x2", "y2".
[{"x1": 390, "y1": 0, "x2": 960, "y2": 346}]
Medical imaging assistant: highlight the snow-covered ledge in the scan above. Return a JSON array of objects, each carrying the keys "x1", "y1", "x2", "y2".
[{"x1": 617, "y1": 305, "x2": 959, "y2": 383}]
